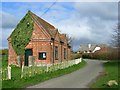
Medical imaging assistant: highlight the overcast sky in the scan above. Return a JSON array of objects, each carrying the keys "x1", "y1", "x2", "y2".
[{"x1": 0, "y1": 1, "x2": 118, "y2": 51}]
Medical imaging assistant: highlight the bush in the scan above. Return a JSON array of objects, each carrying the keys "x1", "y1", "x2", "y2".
[
  {"x1": 82, "y1": 47, "x2": 119, "y2": 60},
  {"x1": 71, "y1": 52, "x2": 82, "y2": 60},
  {"x1": 0, "y1": 49, "x2": 8, "y2": 55},
  {"x1": 82, "y1": 53, "x2": 91, "y2": 59}
]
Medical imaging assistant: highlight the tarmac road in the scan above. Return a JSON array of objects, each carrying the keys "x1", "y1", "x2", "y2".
[{"x1": 28, "y1": 59, "x2": 105, "y2": 88}]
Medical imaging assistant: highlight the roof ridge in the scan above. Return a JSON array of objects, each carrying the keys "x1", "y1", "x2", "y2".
[
  {"x1": 28, "y1": 11, "x2": 55, "y2": 29},
  {"x1": 28, "y1": 10, "x2": 57, "y2": 38},
  {"x1": 28, "y1": 11, "x2": 52, "y2": 37}
]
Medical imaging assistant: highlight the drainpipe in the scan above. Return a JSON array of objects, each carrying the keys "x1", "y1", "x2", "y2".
[
  {"x1": 51, "y1": 38, "x2": 54, "y2": 64},
  {"x1": 60, "y1": 41, "x2": 64, "y2": 63},
  {"x1": 67, "y1": 44, "x2": 68, "y2": 61},
  {"x1": 61, "y1": 42, "x2": 62, "y2": 63}
]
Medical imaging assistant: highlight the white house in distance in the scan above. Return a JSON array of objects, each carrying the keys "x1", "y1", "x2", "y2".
[{"x1": 78, "y1": 44, "x2": 104, "y2": 53}]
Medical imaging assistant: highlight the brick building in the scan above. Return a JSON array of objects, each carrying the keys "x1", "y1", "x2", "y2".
[{"x1": 7, "y1": 11, "x2": 71, "y2": 66}]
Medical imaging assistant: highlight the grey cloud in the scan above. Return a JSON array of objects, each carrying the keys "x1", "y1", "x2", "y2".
[
  {"x1": 2, "y1": 39, "x2": 8, "y2": 49},
  {"x1": 2, "y1": 28, "x2": 14, "y2": 49},
  {"x1": 75, "y1": 2, "x2": 118, "y2": 21},
  {"x1": 1, "y1": 11, "x2": 19, "y2": 29},
  {"x1": 1, "y1": 11, "x2": 18, "y2": 48}
]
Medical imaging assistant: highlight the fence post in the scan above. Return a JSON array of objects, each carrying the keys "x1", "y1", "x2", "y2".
[
  {"x1": 47, "y1": 64, "x2": 49, "y2": 72},
  {"x1": 21, "y1": 65, "x2": 24, "y2": 78},
  {"x1": 80, "y1": 58, "x2": 82, "y2": 62},
  {"x1": 8, "y1": 65, "x2": 11, "y2": 80}
]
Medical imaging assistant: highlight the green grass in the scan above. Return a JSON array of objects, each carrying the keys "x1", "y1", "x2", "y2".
[
  {"x1": 2, "y1": 55, "x2": 8, "y2": 68},
  {"x1": 2, "y1": 57, "x2": 86, "y2": 88},
  {"x1": 91, "y1": 61, "x2": 119, "y2": 88}
]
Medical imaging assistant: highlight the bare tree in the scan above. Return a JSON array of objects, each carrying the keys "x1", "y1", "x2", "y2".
[
  {"x1": 111, "y1": 24, "x2": 120, "y2": 48},
  {"x1": 118, "y1": 24, "x2": 120, "y2": 48},
  {"x1": 66, "y1": 34, "x2": 72, "y2": 45},
  {"x1": 111, "y1": 24, "x2": 120, "y2": 60}
]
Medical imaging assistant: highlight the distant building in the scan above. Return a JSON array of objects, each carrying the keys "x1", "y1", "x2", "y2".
[{"x1": 78, "y1": 44, "x2": 107, "y2": 53}]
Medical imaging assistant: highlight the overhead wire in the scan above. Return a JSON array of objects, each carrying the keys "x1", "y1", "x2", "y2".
[{"x1": 40, "y1": 0, "x2": 57, "y2": 17}]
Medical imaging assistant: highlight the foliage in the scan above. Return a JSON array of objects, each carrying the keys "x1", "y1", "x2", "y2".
[
  {"x1": 71, "y1": 52, "x2": 82, "y2": 60},
  {"x1": 10, "y1": 11, "x2": 34, "y2": 55},
  {"x1": 91, "y1": 61, "x2": 119, "y2": 88},
  {"x1": 1, "y1": 55, "x2": 9, "y2": 81},
  {"x1": 21, "y1": 66, "x2": 47, "y2": 78},
  {"x1": 0, "y1": 49, "x2": 8, "y2": 55},
  {"x1": 2, "y1": 55, "x2": 8, "y2": 68},
  {"x1": 82, "y1": 47, "x2": 119, "y2": 60}
]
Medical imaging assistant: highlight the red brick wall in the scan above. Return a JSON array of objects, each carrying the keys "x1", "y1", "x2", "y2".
[
  {"x1": 68, "y1": 47, "x2": 71, "y2": 60},
  {"x1": 62, "y1": 44, "x2": 67, "y2": 62},
  {"x1": 54, "y1": 42, "x2": 61, "y2": 63},
  {"x1": 8, "y1": 41, "x2": 17, "y2": 65},
  {"x1": 54, "y1": 32, "x2": 61, "y2": 63},
  {"x1": 25, "y1": 23, "x2": 51, "y2": 65}
]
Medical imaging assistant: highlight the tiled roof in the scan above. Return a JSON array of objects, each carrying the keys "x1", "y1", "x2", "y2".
[
  {"x1": 29, "y1": 11, "x2": 57, "y2": 38},
  {"x1": 79, "y1": 44, "x2": 108, "y2": 52},
  {"x1": 79, "y1": 44, "x2": 97, "y2": 51},
  {"x1": 60, "y1": 34, "x2": 66, "y2": 43},
  {"x1": 89, "y1": 45, "x2": 96, "y2": 51},
  {"x1": 29, "y1": 11, "x2": 69, "y2": 43},
  {"x1": 79, "y1": 45, "x2": 89, "y2": 51},
  {"x1": 29, "y1": 11, "x2": 68, "y2": 42}
]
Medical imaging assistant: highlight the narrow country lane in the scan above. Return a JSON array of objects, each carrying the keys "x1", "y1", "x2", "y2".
[{"x1": 27, "y1": 59, "x2": 105, "y2": 88}]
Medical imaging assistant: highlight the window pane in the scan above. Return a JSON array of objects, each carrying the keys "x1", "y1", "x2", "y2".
[
  {"x1": 39, "y1": 53, "x2": 43, "y2": 59},
  {"x1": 38, "y1": 52, "x2": 46, "y2": 60},
  {"x1": 43, "y1": 53, "x2": 46, "y2": 58},
  {"x1": 55, "y1": 46, "x2": 58, "y2": 60},
  {"x1": 64, "y1": 48, "x2": 66, "y2": 59}
]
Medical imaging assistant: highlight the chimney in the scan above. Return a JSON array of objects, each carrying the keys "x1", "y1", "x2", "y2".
[{"x1": 88, "y1": 44, "x2": 91, "y2": 49}]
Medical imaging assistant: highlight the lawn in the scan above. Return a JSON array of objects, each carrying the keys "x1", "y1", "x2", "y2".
[
  {"x1": 2, "y1": 55, "x2": 86, "y2": 88},
  {"x1": 2, "y1": 55, "x2": 8, "y2": 68},
  {"x1": 91, "y1": 61, "x2": 119, "y2": 88}
]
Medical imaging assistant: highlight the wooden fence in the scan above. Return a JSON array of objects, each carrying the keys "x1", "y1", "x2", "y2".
[
  {"x1": 1, "y1": 66, "x2": 11, "y2": 80},
  {"x1": 1, "y1": 58, "x2": 82, "y2": 80},
  {"x1": 21, "y1": 58, "x2": 82, "y2": 78}
]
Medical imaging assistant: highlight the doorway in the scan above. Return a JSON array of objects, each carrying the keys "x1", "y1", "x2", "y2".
[{"x1": 24, "y1": 49, "x2": 33, "y2": 66}]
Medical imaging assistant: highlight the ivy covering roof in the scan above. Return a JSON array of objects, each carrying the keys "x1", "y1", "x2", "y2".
[{"x1": 8, "y1": 11, "x2": 34, "y2": 55}]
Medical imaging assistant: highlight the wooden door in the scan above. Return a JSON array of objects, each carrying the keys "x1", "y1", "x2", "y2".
[{"x1": 24, "y1": 49, "x2": 32, "y2": 66}]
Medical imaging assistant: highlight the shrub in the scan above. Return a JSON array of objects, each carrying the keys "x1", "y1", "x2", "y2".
[
  {"x1": 71, "y1": 52, "x2": 82, "y2": 60},
  {"x1": 0, "y1": 49, "x2": 8, "y2": 55},
  {"x1": 82, "y1": 47, "x2": 119, "y2": 60}
]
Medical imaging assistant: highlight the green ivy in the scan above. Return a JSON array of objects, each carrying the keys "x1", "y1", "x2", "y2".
[{"x1": 10, "y1": 12, "x2": 34, "y2": 55}]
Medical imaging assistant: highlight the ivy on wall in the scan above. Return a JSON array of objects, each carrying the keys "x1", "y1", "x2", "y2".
[{"x1": 10, "y1": 11, "x2": 34, "y2": 55}]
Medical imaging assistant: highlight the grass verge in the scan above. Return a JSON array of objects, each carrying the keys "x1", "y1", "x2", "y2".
[
  {"x1": 2, "y1": 55, "x2": 8, "y2": 68},
  {"x1": 91, "y1": 61, "x2": 119, "y2": 88},
  {"x1": 2, "y1": 60, "x2": 86, "y2": 88}
]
